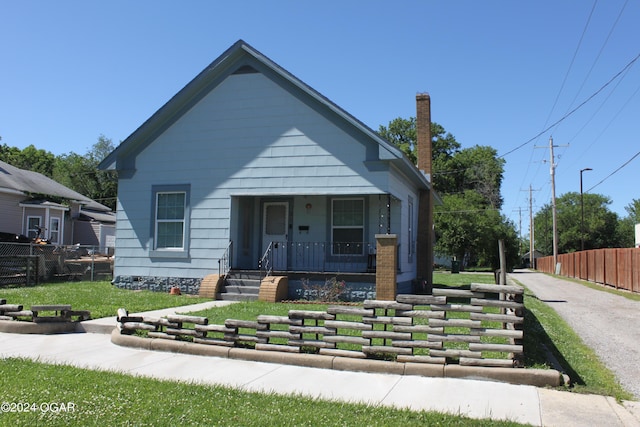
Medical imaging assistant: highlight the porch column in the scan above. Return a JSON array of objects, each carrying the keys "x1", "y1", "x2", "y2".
[{"x1": 375, "y1": 234, "x2": 397, "y2": 300}]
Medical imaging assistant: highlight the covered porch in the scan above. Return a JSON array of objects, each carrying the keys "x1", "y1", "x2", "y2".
[{"x1": 227, "y1": 193, "x2": 405, "y2": 275}]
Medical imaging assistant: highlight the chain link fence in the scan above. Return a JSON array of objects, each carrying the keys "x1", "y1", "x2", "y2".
[{"x1": 0, "y1": 243, "x2": 113, "y2": 287}]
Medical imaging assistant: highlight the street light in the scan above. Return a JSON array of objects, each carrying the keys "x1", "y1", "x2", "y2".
[{"x1": 580, "y1": 167, "x2": 593, "y2": 251}]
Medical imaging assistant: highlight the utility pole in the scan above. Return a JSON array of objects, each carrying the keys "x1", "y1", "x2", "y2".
[
  {"x1": 550, "y1": 136, "x2": 558, "y2": 269},
  {"x1": 536, "y1": 136, "x2": 568, "y2": 271},
  {"x1": 512, "y1": 207, "x2": 523, "y2": 258},
  {"x1": 529, "y1": 185, "x2": 534, "y2": 268},
  {"x1": 523, "y1": 184, "x2": 540, "y2": 268}
]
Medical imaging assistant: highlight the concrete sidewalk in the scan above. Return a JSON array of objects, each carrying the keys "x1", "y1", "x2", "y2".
[{"x1": 0, "y1": 300, "x2": 638, "y2": 426}]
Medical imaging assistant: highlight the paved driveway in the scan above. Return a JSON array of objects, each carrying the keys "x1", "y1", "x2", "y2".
[{"x1": 510, "y1": 269, "x2": 640, "y2": 400}]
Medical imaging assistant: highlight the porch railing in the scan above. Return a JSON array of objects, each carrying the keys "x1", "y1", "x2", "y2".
[
  {"x1": 259, "y1": 242, "x2": 273, "y2": 278},
  {"x1": 218, "y1": 241, "x2": 233, "y2": 277},
  {"x1": 260, "y1": 241, "x2": 376, "y2": 274}
]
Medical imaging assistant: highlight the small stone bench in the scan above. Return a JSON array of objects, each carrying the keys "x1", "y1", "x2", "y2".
[
  {"x1": 0, "y1": 302, "x2": 92, "y2": 334},
  {"x1": 31, "y1": 305, "x2": 91, "y2": 322},
  {"x1": 0, "y1": 303, "x2": 91, "y2": 323}
]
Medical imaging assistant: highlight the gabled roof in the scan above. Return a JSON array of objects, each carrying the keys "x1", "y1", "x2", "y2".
[
  {"x1": 0, "y1": 160, "x2": 111, "y2": 212},
  {"x1": 99, "y1": 40, "x2": 431, "y2": 190}
]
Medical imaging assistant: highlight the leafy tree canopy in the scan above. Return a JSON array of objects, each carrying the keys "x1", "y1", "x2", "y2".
[
  {"x1": 534, "y1": 192, "x2": 630, "y2": 253},
  {"x1": 1, "y1": 136, "x2": 117, "y2": 210},
  {"x1": 379, "y1": 117, "x2": 516, "y2": 270}
]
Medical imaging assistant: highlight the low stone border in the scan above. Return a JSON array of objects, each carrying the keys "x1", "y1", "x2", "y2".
[
  {"x1": 110, "y1": 329, "x2": 564, "y2": 388},
  {"x1": 0, "y1": 320, "x2": 78, "y2": 334}
]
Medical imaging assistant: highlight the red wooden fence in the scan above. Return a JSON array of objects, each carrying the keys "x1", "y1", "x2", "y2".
[{"x1": 535, "y1": 248, "x2": 640, "y2": 294}]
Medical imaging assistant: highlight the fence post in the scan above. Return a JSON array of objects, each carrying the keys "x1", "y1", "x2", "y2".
[{"x1": 375, "y1": 234, "x2": 397, "y2": 300}]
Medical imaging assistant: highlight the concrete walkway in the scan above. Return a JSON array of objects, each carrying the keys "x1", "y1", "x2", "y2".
[
  {"x1": 510, "y1": 269, "x2": 640, "y2": 400},
  {"x1": 1, "y1": 299, "x2": 640, "y2": 425}
]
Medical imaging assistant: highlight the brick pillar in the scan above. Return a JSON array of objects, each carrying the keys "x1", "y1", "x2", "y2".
[{"x1": 375, "y1": 234, "x2": 397, "y2": 300}]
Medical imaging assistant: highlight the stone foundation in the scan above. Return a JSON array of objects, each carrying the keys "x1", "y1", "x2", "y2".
[{"x1": 112, "y1": 276, "x2": 202, "y2": 294}]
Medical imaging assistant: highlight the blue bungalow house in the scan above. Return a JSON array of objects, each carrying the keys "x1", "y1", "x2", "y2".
[{"x1": 99, "y1": 40, "x2": 437, "y2": 298}]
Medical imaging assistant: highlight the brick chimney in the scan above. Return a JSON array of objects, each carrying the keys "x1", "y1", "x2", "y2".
[
  {"x1": 416, "y1": 93, "x2": 433, "y2": 286},
  {"x1": 416, "y1": 93, "x2": 432, "y2": 176}
]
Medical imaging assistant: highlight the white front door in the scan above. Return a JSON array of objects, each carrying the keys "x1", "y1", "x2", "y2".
[{"x1": 262, "y1": 202, "x2": 288, "y2": 271}]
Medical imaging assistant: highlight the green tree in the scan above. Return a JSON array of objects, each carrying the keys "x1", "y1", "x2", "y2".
[
  {"x1": 53, "y1": 135, "x2": 117, "y2": 209},
  {"x1": 0, "y1": 143, "x2": 55, "y2": 176},
  {"x1": 624, "y1": 198, "x2": 640, "y2": 223},
  {"x1": 534, "y1": 192, "x2": 622, "y2": 253},
  {"x1": 378, "y1": 118, "x2": 461, "y2": 191},
  {"x1": 379, "y1": 117, "x2": 518, "y2": 269},
  {"x1": 616, "y1": 198, "x2": 640, "y2": 248}
]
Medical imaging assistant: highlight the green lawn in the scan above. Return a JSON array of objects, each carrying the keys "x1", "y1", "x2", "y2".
[
  {"x1": 0, "y1": 358, "x2": 525, "y2": 427},
  {"x1": 1, "y1": 272, "x2": 633, "y2": 402},
  {"x1": 0, "y1": 281, "x2": 210, "y2": 319}
]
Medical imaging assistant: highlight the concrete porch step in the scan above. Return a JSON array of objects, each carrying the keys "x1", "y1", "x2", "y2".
[
  {"x1": 218, "y1": 270, "x2": 263, "y2": 301},
  {"x1": 223, "y1": 285, "x2": 260, "y2": 295},
  {"x1": 218, "y1": 293, "x2": 259, "y2": 302}
]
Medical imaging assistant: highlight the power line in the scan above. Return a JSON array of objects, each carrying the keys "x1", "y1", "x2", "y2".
[
  {"x1": 498, "y1": 51, "x2": 640, "y2": 158},
  {"x1": 586, "y1": 150, "x2": 640, "y2": 193},
  {"x1": 563, "y1": 0, "x2": 629, "y2": 115},
  {"x1": 542, "y1": 0, "x2": 598, "y2": 129}
]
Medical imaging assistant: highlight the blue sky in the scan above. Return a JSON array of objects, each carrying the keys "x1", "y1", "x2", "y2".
[{"x1": 2, "y1": 1, "x2": 639, "y2": 231}]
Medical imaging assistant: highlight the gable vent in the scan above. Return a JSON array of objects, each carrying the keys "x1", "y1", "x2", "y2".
[{"x1": 232, "y1": 65, "x2": 259, "y2": 74}]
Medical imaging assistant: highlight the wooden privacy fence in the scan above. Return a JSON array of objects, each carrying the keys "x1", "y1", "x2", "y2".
[
  {"x1": 117, "y1": 283, "x2": 524, "y2": 368},
  {"x1": 536, "y1": 248, "x2": 640, "y2": 293}
]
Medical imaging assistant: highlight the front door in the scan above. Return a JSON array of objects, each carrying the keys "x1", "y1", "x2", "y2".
[{"x1": 262, "y1": 202, "x2": 289, "y2": 271}]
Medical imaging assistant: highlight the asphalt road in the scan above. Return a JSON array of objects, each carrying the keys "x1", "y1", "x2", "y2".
[{"x1": 510, "y1": 269, "x2": 640, "y2": 400}]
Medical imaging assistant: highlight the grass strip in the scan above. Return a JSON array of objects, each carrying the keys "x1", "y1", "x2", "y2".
[
  {"x1": 0, "y1": 358, "x2": 524, "y2": 427},
  {"x1": 0, "y1": 281, "x2": 210, "y2": 319}
]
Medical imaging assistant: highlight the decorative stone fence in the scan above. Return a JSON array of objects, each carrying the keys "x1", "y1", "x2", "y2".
[
  {"x1": 116, "y1": 283, "x2": 524, "y2": 368},
  {"x1": 0, "y1": 299, "x2": 91, "y2": 334}
]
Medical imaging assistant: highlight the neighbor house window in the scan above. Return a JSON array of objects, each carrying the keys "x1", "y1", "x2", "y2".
[
  {"x1": 331, "y1": 198, "x2": 364, "y2": 255},
  {"x1": 49, "y1": 217, "x2": 60, "y2": 244},
  {"x1": 151, "y1": 184, "x2": 190, "y2": 257},
  {"x1": 27, "y1": 216, "x2": 42, "y2": 239}
]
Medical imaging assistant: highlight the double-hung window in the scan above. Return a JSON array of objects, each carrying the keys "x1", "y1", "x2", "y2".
[
  {"x1": 27, "y1": 216, "x2": 42, "y2": 239},
  {"x1": 49, "y1": 218, "x2": 60, "y2": 244},
  {"x1": 152, "y1": 184, "x2": 190, "y2": 257},
  {"x1": 331, "y1": 198, "x2": 364, "y2": 255}
]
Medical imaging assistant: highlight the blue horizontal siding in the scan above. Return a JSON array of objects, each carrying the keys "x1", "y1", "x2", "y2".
[{"x1": 112, "y1": 71, "x2": 416, "y2": 278}]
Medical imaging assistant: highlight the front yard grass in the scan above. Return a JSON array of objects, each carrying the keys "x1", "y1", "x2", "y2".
[
  {"x1": 0, "y1": 281, "x2": 210, "y2": 319},
  {"x1": 1, "y1": 272, "x2": 633, "y2": 401},
  {"x1": 0, "y1": 358, "x2": 525, "y2": 427}
]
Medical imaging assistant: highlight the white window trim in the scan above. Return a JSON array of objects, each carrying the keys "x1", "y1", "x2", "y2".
[
  {"x1": 150, "y1": 184, "x2": 190, "y2": 259},
  {"x1": 331, "y1": 197, "x2": 365, "y2": 256},
  {"x1": 26, "y1": 216, "x2": 42, "y2": 240},
  {"x1": 49, "y1": 217, "x2": 61, "y2": 245}
]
